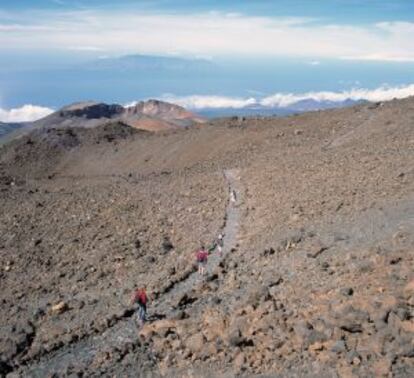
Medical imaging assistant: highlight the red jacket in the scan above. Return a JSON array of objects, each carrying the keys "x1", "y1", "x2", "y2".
[
  {"x1": 132, "y1": 289, "x2": 147, "y2": 305},
  {"x1": 196, "y1": 250, "x2": 208, "y2": 262}
]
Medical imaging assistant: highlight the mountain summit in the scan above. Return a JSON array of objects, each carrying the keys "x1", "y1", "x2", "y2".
[
  {"x1": 1, "y1": 99, "x2": 205, "y2": 142},
  {"x1": 51, "y1": 99, "x2": 205, "y2": 131},
  {"x1": 124, "y1": 99, "x2": 205, "y2": 129}
]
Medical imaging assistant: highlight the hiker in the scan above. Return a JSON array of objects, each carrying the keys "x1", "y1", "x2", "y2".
[
  {"x1": 207, "y1": 233, "x2": 224, "y2": 256},
  {"x1": 230, "y1": 189, "x2": 237, "y2": 204},
  {"x1": 216, "y1": 233, "x2": 224, "y2": 256},
  {"x1": 196, "y1": 245, "x2": 208, "y2": 276},
  {"x1": 131, "y1": 287, "x2": 148, "y2": 326},
  {"x1": 208, "y1": 241, "x2": 216, "y2": 254}
]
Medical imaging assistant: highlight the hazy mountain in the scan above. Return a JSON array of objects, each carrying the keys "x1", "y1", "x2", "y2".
[
  {"x1": 0, "y1": 122, "x2": 26, "y2": 142},
  {"x1": 85, "y1": 54, "x2": 215, "y2": 73},
  {"x1": 0, "y1": 54, "x2": 218, "y2": 109},
  {"x1": 283, "y1": 98, "x2": 364, "y2": 112},
  {"x1": 197, "y1": 99, "x2": 364, "y2": 118}
]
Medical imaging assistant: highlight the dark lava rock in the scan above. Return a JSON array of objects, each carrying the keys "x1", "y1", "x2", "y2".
[
  {"x1": 162, "y1": 237, "x2": 174, "y2": 254},
  {"x1": 330, "y1": 340, "x2": 347, "y2": 353},
  {"x1": 334, "y1": 306, "x2": 369, "y2": 333},
  {"x1": 339, "y1": 287, "x2": 354, "y2": 297}
]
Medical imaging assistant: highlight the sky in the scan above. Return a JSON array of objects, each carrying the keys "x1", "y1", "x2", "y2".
[{"x1": 1, "y1": 0, "x2": 414, "y2": 120}]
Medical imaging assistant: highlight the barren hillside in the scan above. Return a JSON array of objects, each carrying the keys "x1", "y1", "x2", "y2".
[{"x1": 0, "y1": 98, "x2": 413, "y2": 377}]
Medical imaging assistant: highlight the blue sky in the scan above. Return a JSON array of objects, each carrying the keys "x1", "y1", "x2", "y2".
[
  {"x1": 3, "y1": 1, "x2": 414, "y2": 24},
  {"x1": 0, "y1": 0, "x2": 414, "y2": 120}
]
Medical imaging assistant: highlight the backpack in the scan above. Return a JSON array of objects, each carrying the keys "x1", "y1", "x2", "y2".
[
  {"x1": 134, "y1": 289, "x2": 147, "y2": 305},
  {"x1": 139, "y1": 291, "x2": 147, "y2": 305},
  {"x1": 197, "y1": 250, "x2": 207, "y2": 262}
]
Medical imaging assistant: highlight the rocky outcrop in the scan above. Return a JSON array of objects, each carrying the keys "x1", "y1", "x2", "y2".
[
  {"x1": 124, "y1": 99, "x2": 205, "y2": 126},
  {"x1": 58, "y1": 102, "x2": 124, "y2": 119}
]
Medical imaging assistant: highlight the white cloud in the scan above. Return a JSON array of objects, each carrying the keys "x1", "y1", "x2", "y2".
[
  {"x1": 162, "y1": 84, "x2": 414, "y2": 109},
  {"x1": 0, "y1": 23, "x2": 57, "y2": 32},
  {"x1": 161, "y1": 95, "x2": 257, "y2": 109},
  {"x1": 0, "y1": 10, "x2": 414, "y2": 61},
  {"x1": 0, "y1": 104, "x2": 54, "y2": 122},
  {"x1": 341, "y1": 54, "x2": 414, "y2": 63},
  {"x1": 307, "y1": 60, "x2": 321, "y2": 66},
  {"x1": 260, "y1": 84, "x2": 414, "y2": 107},
  {"x1": 67, "y1": 45, "x2": 105, "y2": 51}
]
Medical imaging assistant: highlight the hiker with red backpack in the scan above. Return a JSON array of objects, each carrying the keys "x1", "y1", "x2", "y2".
[
  {"x1": 196, "y1": 245, "x2": 208, "y2": 276},
  {"x1": 131, "y1": 287, "x2": 148, "y2": 326}
]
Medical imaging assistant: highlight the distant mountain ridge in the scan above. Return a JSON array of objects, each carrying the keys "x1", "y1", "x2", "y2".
[
  {"x1": 86, "y1": 54, "x2": 214, "y2": 73},
  {"x1": 196, "y1": 98, "x2": 365, "y2": 118}
]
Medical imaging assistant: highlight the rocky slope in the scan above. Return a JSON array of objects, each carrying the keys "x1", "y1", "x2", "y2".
[{"x1": 0, "y1": 98, "x2": 413, "y2": 377}]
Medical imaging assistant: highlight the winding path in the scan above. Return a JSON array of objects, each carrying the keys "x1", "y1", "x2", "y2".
[
  {"x1": 157, "y1": 169, "x2": 240, "y2": 312},
  {"x1": 22, "y1": 169, "x2": 242, "y2": 377}
]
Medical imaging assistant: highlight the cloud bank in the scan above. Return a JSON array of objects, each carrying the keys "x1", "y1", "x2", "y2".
[
  {"x1": 163, "y1": 84, "x2": 414, "y2": 109},
  {"x1": 0, "y1": 10, "x2": 414, "y2": 62},
  {"x1": 0, "y1": 105, "x2": 54, "y2": 122},
  {"x1": 161, "y1": 95, "x2": 257, "y2": 109}
]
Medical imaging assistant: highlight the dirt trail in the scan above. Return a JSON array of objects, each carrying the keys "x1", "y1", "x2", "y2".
[
  {"x1": 21, "y1": 169, "x2": 242, "y2": 377},
  {"x1": 156, "y1": 169, "x2": 241, "y2": 312}
]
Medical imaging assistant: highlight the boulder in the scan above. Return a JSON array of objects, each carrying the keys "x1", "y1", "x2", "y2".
[
  {"x1": 50, "y1": 301, "x2": 68, "y2": 315},
  {"x1": 202, "y1": 310, "x2": 227, "y2": 342},
  {"x1": 228, "y1": 328, "x2": 245, "y2": 347},
  {"x1": 139, "y1": 319, "x2": 177, "y2": 340},
  {"x1": 227, "y1": 317, "x2": 254, "y2": 348},
  {"x1": 245, "y1": 285, "x2": 271, "y2": 308},
  {"x1": 161, "y1": 236, "x2": 174, "y2": 254},
  {"x1": 403, "y1": 280, "x2": 414, "y2": 300},
  {"x1": 330, "y1": 340, "x2": 347, "y2": 354},
  {"x1": 185, "y1": 333, "x2": 205, "y2": 354},
  {"x1": 333, "y1": 305, "x2": 369, "y2": 333},
  {"x1": 233, "y1": 352, "x2": 246, "y2": 372},
  {"x1": 309, "y1": 341, "x2": 325, "y2": 353}
]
